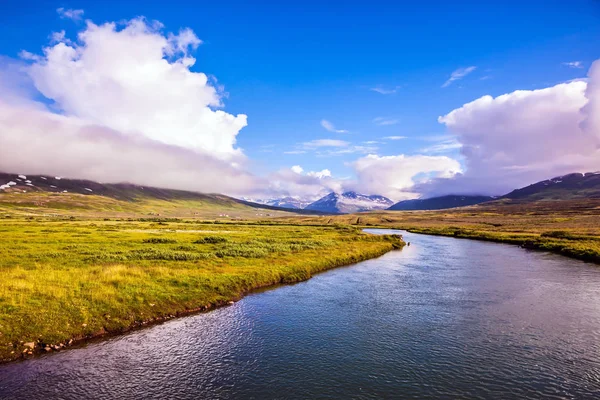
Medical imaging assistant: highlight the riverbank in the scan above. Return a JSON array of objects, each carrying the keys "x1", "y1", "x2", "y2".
[
  {"x1": 0, "y1": 218, "x2": 404, "y2": 364},
  {"x1": 279, "y1": 199, "x2": 600, "y2": 265},
  {"x1": 404, "y1": 227, "x2": 600, "y2": 264}
]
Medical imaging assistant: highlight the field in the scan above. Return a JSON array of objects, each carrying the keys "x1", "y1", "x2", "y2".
[
  {"x1": 2, "y1": 189, "x2": 600, "y2": 364},
  {"x1": 0, "y1": 190, "x2": 296, "y2": 219},
  {"x1": 281, "y1": 199, "x2": 600, "y2": 264},
  {"x1": 0, "y1": 216, "x2": 403, "y2": 363}
]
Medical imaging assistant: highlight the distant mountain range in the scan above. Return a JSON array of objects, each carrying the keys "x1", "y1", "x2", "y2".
[
  {"x1": 386, "y1": 172, "x2": 600, "y2": 211},
  {"x1": 304, "y1": 191, "x2": 394, "y2": 213},
  {"x1": 3, "y1": 171, "x2": 600, "y2": 214},
  {"x1": 0, "y1": 172, "x2": 324, "y2": 215},
  {"x1": 249, "y1": 197, "x2": 313, "y2": 210},
  {"x1": 388, "y1": 195, "x2": 495, "y2": 211}
]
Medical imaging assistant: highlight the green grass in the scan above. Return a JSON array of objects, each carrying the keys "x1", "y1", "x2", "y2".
[
  {"x1": 279, "y1": 199, "x2": 600, "y2": 265},
  {"x1": 0, "y1": 217, "x2": 403, "y2": 363},
  {"x1": 403, "y1": 227, "x2": 600, "y2": 264}
]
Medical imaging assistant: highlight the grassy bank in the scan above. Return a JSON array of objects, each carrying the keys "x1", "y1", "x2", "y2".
[
  {"x1": 0, "y1": 217, "x2": 403, "y2": 363},
  {"x1": 405, "y1": 227, "x2": 600, "y2": 264},
  {"x1": 279, "y1": 199, "x2": 600, "y2": 265}
]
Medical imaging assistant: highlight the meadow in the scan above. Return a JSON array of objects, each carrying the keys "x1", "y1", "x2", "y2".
[
  {"x1": 0, "y1": 216, "x2": 403, "y2": 363},
  {"x1": 2, "y1": 190, "x2": 600, "y2": 364},
  {"x1": 280, "y1": 199, "x2": 600, "y2": 264}
]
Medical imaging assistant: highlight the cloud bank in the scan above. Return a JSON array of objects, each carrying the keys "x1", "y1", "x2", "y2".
[
  {"x1": 0, "y1": 17, "x2": 260, "y2": 196},
  {"x1": 347, "y1": 154, "x2": 461, "y2": 200},
  {"x1": 423, "y1": 63, "x2": 600, "y2": 196},
  {"x1": 0, "y1": 99, "x2": 260, "y2": 196}
]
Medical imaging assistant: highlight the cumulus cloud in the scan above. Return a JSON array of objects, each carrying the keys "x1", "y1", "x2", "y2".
[
  {"x1": 348, "y1": 154, "x2": 461, "y2": 200},
  {"x1": 265, "y1": 165, "x2": 342, "y2": 200},
  {"x1": 0, "y1": 99, "x2": 260, "y2": 196},
  {"x1": 320, "y1": 119, "x2": 348, "y2": 133},
  {"x1": 425, "y1": 64, "x2": 600, "y2": 196},
  {"x1": 442, "y1": 66, "x2": 476, "y2": 88},
  {"x1": 56, "y1": 8, "x2": 84, "y2": 21},
  {"x1": 580, "y1": 60, "x2": 600, "y2": 138},
  {"x1": 0, "y1": 16, "x2": 260, "y2": 197},
  {"x1": 25, "y1": 18, "x2": 246, "y2": 159}
]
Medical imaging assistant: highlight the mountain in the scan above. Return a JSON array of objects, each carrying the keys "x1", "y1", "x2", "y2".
[
  {"x1": 305, "y1": 191, "x2": 394, "y2": 213},
  {"x1": 0, "y1": 172, "x2": 322, "y2": 215},
  {"x1": 501, "y1": 172, "x2": 600, "y2": 201},
  {"x1": 388, "y1": 195, "x2": 494, "y2": 211},
  {"x1": 254, "y1": 197, "x2": 313, "y2": 210},
  {"x1": 387, "y1": 172, "x2": 600, "y2": 211},
  {"x1": 265, "y1": 197, "x2": 312, "y2": 209}
]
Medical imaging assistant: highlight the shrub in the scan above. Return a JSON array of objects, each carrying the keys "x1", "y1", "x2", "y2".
[
  {"x1": 541, "y1": 230, "x2": 571, "y2": 239},
  {"x1": 194, "y1": 236, "x2": 228, "y2": 244},
  {"x1": 142, "y1": 237, "x2": 177, "y2": 244}
]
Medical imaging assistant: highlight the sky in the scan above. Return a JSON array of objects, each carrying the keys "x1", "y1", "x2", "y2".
[{"x1": 0, "y1": 0, "x2": 599, "y2": 201}]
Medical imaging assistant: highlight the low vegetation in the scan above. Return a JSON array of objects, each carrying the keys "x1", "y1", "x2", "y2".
[
  {"x1": 0, "y1": 217, "x2": 403, "y2": 363},
  {"x1": 280, "y1": 199, "x2": 600, "y2": 264},
  {"x1": 2, "y1": 187, "x2": 600, "y2": 364}
]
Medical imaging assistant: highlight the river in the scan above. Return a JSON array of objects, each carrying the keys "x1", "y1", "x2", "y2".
[{"x1": 1, "y1": 230, "x2": 600, "y2": 399}]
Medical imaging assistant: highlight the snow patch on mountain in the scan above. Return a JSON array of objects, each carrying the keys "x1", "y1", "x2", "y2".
[{"x1": 305, "y1": 191, "x2": 394, "y2": 213}]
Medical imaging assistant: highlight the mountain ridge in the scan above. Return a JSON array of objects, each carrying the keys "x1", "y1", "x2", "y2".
[
  {"x1": 388, "y1": 195, "x2": 494, "y2": 211},
  {"x1": 0, "y1": 172, "x2": 327, "y2": 215},
  {"x1": 305, "y1": 191, "x2": 394, "y2": 213},
  {"x1": 387, "y1": 172, "x2": 600, "y2": 211}
]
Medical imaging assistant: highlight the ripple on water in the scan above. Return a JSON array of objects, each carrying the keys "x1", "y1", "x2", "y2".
[{"x1": 2, "y1": 230, "x2": 600, "y2": 399}]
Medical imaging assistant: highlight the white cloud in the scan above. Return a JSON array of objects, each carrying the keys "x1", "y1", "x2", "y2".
[
  {"x1": 321, "y1": 119, "x2": 348, "y2": 133},
  {"x1": 419, "y1": 139, "x2": 462, "y2": 154},
  {"x1": 49, "y1": 30, "x2": 71, "y2": 45},
  {"x1": 24, "y1": 18, "x2": 246, "y2": 159},
  {"x1": 426, "y1": 66, "x2": 600, "y2": 196},
  {"x1": 302, "y1": 139, "x2": 349, "y2": 148},
  {"x1": 370, "y1": 85, "x2": 401, "y2": 95},
  {"x1": 296, "y1": 139, "x2": 376, "y2": 157},
  {"x1": 307, "y1": 169, "x2": 332, "y2": 178},
  {"x1": 581, "y1": 60, "x2": 600, "y2": 140},
  {"x1": 563, "y1": 61, "x2": 584, "y2": 69},
  {"x1": 283, "y1": 150, "x2": 307, "y2": 154},
  {"x1": 0, "y1": 99, "x2": 260, "y2": 197},
  {"x1": 383, "y1": 136, "x2": 407, "y2": 140},
  {"x1": 56, "y1": 8, "x2": 84, "y2": 21},
  {"x1": 348, "y1": 154, "x2": 461, "y2": 200},
  {"x1": 0, "y1": 17, "x2": 262, "y2": 197},
  {"x1": 322, "y1": 145, "x2": 377, "y2": 156},
  {"x1": 373, "y1": 117, "x2": 398, "y2": 126},
  {"x1": 265, "y1": 166, "x2": 342, "y2": 200},
  {"x1": 442, "y1": 66, "x2": 476, "y2": 88}
]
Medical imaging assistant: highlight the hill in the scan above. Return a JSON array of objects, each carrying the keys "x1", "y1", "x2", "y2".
[
  {"x1": 501, "y1": 172, "x2": 600, "y2": 202},
  {"x1": 305, "y1": 191, "x2": 394, "y2": 213},
  {"x1": 0, "y1": 172, "x2": 320, "y2": 217},
  {"x1": 388, "y1": 195, "x2": 494, "y2": 211}
]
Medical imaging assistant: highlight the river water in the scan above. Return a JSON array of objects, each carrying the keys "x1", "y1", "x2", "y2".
[{"x1": 1, "y1": 230, "x2": 600, "y2": 399}]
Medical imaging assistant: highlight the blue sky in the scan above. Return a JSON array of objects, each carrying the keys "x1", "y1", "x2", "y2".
[{"x1": 0, "y1": 1, "x2": 599, "y2": 200}]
